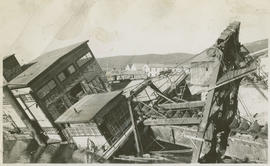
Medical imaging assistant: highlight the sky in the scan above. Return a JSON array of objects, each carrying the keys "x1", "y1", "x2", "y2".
[{"x1": 0, "y1": 0, "x2": 269, "y2": 64}]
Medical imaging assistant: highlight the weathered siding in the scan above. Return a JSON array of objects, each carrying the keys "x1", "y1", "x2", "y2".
[{"x1": 190, "y1": 61, "x2": 216, "y2": 86}]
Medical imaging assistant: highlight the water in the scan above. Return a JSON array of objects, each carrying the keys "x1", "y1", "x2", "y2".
[
  {"x1": 3, "y1": 139, "x2": 84, "y2": 163},
  {"x1": 3, "y1": 139, "x2": 192, "y2": 163}
]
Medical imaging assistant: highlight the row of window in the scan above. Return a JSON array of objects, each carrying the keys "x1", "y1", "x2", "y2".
[
  {"x1": 67, "y1": 126, "x2": 100, "y2": 136},
  {"x1": 104, "y1": 102, "x2": 131, "y2": 142},
  {"x1": 37, "y1": 80, "x2": 57, "y2": 99},
  {"x1": 37, "y1": 52, "x2": 93, "y2": 99}
]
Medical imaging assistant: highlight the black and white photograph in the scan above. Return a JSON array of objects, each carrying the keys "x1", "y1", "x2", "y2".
[{"x1": 1, "y1": 0, "x2": 269, "y2": 164}]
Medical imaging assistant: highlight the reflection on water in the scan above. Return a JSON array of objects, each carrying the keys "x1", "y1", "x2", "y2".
[{"x1": 3, "y1": 139, "x2": 191, "y2": 163}]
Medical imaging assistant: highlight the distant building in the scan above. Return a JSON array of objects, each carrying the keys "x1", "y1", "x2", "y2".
[
  {"x1": 146, "y1": 64, "x2": 183, "y2": 77},
  {"x1": 7, "y1": 40, "x2": 109, "y2": 141},
  {"x1": 125, "y1": 63, "x2": 184, "y2": 77},
  {"x1": 106, "y1": 70, "x2": 147, "y2": 82},
  {"x1": 125, "y1": 63, "x2": 145, "y2": 71}
]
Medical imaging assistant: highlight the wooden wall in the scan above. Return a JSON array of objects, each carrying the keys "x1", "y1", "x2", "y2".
[
  {"x1": 190, "y1": 61, "x2": 217, "y2": 86},
  {"x1": 29, "y1": 43, "x2": 108, "y2": 121}
]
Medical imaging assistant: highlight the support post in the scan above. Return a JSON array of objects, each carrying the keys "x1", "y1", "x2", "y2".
[
  {"x1": 3, "y1": 86, "x2": 47, "y2": 146},
  {"x1": 127, "y1": 99, "x2": 143, "y2": 156}
]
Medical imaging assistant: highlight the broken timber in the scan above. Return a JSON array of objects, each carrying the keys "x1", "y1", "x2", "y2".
[
  {"x1": 158, "y1": 101, "x2": 205, "y2": 110},
  {"x1": 144, "y1": 117, "x2": 201, "y2": 126},
  {"x1": 189, "y1": 21, "x2": 247, "y2": 163}
]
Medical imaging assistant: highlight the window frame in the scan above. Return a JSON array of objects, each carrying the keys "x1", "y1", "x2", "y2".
[
  {"x1": 57, "y1": 64, "x2": 77, "y2": 82},
  {"x1": 37, "y1": 80, "x2": 57, "y2": 99},
  {"x1": 76, "y1": 52, "x2": 92, "y2": 67}
]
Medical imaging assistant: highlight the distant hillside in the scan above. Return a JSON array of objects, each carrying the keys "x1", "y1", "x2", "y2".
[
  {"x1": 97, "y1": 53, "x2": 194, "y2": 70},
  {"x1": 97, "y1": 39, "x2": 268, "y2": 71},
  {"x1": 243, "y1": 39, "x2": 268, "y2": 53}
]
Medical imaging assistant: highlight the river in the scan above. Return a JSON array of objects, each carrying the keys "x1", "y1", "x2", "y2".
[{"x1": 3, "y1": 139, "x2": 192, "y2": 163}]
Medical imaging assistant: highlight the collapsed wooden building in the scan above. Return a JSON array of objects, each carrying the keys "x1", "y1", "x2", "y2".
[
  {"x1": 2, "y1": 21, "x2": 268, "y2": 163},
  {"x1": 5, "y1": 40, "x2": 109, "y2": 144},
  {"x1": 55, "y1": 91, "x2": 132, "y2": 159},
  {"x1": 113, "y1": 22, "x2": 268, "y2": 163}
]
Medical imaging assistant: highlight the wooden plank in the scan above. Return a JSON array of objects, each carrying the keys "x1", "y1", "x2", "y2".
[
  {"x1": 217, "y1": 63, "x2": 257, "y2": 84},
  {"x1": 144, "y1": 117, "x2": 201, "y2": 126},
  {"x1": 3, "y1": 86, "x2": 47, "y2": 146},
  {"x1": 150, "y1": 149, "x2": 193, "y2": 154},
  {"x1": 159, "y1": 101, "x2": 205, "y2": 110},
  {"x1": 137, "y1": 101, "x2": 167, "y2": 118},
  {"x1": 191, "y1": 58, "x2": 221, "y2": 162},
  {"x1": 127, "y1": 100, "x2": 143, "y2": 156}
]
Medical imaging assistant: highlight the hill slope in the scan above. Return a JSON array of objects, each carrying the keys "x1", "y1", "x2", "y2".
[
  {"x1": 97, "y1": 53, "x2": 194, "y2": 70},
  {"x1": 97, "y1": 39, "x2": 268, "y2": 70}
]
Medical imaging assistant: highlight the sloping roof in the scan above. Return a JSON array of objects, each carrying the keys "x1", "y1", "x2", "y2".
[
  {"x1": 191, "y1": 47, "x2": 221, "y2": 63},
  {"x1": 8, "y1": 40, "x2": 88, "y2": 86},
  {"x1": 55, "y1": 91, "x2": 122, "y2": 124}
]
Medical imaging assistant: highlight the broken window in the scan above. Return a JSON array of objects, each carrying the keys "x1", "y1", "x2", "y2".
[
  {"x1": 20, "y1": 94, "x2": 34, "y2": 103},
  {"x1": 57, "y1": 64, "x2": 76, "y2": 82},
  {"x1": 58, "y1": 72, "x2": 66, "y2": 82},
  {"x1": 37, "y1": 80, "x2": 57, "y2": 98},
  {"x1": 67, "y1": 65, "x2": 76, "y2": 74},
  {"x1": 76, "y1": 52, "x2": 92, "y2": 67}
]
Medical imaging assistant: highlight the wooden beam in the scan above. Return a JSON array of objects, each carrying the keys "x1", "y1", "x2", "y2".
[
  {"x1": 127, "y1": 100, "x2": 143, "y2": 156},
  {"x1": 144, "y1": 117, "x2": 201, "y2": 126},
  {"x1": 155, "y1": 91, "x2": 176, "y2": 103},
  {"x1": 217, "y1": 63, "x2": 257, "y2": 84},
  {"x1": 137, "y1": 101, "x2": 167, "y2": 118},
  {"x1": 150, "y1": 149, "x2": 193, "y2": 154},
  {"x1": 3, "y1": 86, "x2": 47, "y2": 146},
  {"x1": 191, "y1": 58, "x2": 221, "y2": 163},
  {"x1": 159, "y1": 101, "x2": 205, "y2": 110}
]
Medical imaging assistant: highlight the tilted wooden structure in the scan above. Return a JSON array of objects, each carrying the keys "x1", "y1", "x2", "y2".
[{"x1": 139, "y1": 22, "x2": 267, "y2": 163}]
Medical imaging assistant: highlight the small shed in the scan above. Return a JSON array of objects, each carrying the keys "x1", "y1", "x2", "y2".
[{"x1": 55, "y1": 91, "x2": 131, "y2": 149}]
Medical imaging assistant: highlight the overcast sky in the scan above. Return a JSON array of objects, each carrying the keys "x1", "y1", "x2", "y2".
[{"x1": 0, "y1": 0, "x2": 269, "y2": 64}]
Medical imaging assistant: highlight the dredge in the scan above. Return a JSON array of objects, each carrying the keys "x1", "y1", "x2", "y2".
[
  {"x1": 3, "y1": 21, "x2": 268, "y2": 163},
  {"x1": 112, "y1": 21, "x2": 268, "y2": 163}
]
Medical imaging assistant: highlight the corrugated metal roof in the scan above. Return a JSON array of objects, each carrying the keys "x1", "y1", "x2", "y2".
[
  {"x1": 55, "y1": 91, "x2": 122, "y2": 124},
  {"x1": 8, "y1": 40, "x2": 88, "y2": 86}
]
